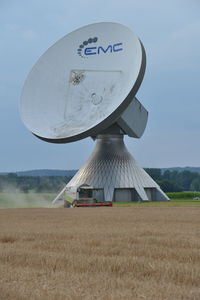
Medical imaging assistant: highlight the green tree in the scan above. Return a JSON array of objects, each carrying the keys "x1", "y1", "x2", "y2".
[
  {"x1": 157, "y1": 179, "x2": 183, "y2": 193},
  {"x1": 190, "y1": 178, "x2": 200, "y2": 191},
  {"x1": 145, "y1": 168, "x2": 161, "y2": 180},
  {"x1": 178, "y1": 171, "x2": 199, "y2": 191}
]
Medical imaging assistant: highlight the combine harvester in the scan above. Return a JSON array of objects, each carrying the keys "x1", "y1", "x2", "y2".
[{"x1": 53, "y1": 185, "x2": 112, "y2": 207}]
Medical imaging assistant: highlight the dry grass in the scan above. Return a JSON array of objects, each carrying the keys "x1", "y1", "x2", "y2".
[{"x1": 0, "y1": 207, "x2": 200, "y2": 300}]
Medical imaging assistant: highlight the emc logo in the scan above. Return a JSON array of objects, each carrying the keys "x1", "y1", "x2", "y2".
[{"x1": 77, "y1": 37, "x2": 123, "y2": 58}]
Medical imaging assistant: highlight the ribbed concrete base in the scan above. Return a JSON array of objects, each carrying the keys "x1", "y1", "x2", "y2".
[{"x1": 66, "y1": 135, "x2": 169, "y2": 202}]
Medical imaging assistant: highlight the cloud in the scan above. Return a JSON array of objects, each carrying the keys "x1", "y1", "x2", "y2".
[
  {"x1": 20, "y1": 29, "x2": 38, "y2": 40},
  {"x1": 3, "y1": 23, "x2": 38, "y2": 41},
  {"x1": 148, "y1": 21, "x2": 200, "y2": 71},
  {"x1": 0, "y1": 0, "x2": 200, "y2": 171}
]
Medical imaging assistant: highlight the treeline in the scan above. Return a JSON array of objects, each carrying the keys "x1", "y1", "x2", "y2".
[
  {"x1": 0, "y1": 173, "x2": 72, "y2": 193},
  {"x1": 1, "y1": 169, "x2": 200, "y2": 193},
  {"x1": 145, "y1": 169, "x2": 200, "y2": 192}
]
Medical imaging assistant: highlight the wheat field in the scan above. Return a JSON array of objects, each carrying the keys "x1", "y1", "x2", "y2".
[{"x1": 0, "y1": 207, "x2": 200, "y2": 300}]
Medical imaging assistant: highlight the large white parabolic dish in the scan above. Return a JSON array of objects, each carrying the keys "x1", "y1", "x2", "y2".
[{"x1": 20, "y1": 22, "x2": 146, "y2": 143}]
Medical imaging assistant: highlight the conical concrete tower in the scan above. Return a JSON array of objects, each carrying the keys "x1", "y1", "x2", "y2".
[{"x1": 66, "y1": 134, "x2": 169, "y2": 202}]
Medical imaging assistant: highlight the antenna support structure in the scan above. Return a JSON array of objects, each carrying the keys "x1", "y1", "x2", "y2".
[{"x1": 66, "y1": 134, "x2": 168, "y2": 202}]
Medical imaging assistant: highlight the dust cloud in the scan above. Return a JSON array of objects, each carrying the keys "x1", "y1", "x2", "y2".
[{"x1": 0, "y1": 186, "x2": 55, "y2": 208}]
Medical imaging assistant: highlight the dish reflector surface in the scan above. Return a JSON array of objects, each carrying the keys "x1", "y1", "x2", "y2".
[{"x1": 20, "y1": 22, "x2": 146, "y2": 143}]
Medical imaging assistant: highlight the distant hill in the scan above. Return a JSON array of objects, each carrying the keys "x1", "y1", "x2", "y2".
[
  {"x1": 161, "y1": 167, "x2": 200, "y2": 174},
  {"x1": 15, "y1": 169, "x2": 77, "y2": 177},
  {"x1": 1, "y1": 167, "x2": 200, "y2": 177}
]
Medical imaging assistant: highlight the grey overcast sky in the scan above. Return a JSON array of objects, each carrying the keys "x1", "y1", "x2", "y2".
[{"x1": 0, "y1": 0, "x2": 200, "y2": 172}]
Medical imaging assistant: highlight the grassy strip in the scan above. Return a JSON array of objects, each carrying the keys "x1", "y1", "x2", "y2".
[
  {"x1": 170, "y1": 198, "x2": 200, "y2": 202},
  {"x1": 113, "y1": 201, "x2": 200, "y2": 207}
]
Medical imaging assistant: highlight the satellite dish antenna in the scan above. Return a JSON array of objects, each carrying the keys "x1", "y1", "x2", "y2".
[{"x1": 20, "y1": 22, "x2": 169, "y2": 203}]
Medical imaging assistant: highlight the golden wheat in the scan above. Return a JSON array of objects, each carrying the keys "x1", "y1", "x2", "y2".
[{"x1": 0, "y1": 207, "x2": 200, "y2": 300}]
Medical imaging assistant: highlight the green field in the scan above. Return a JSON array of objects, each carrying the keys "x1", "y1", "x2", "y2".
[
  {"x1": 167, "y1": 191, "x2": 200, "y2": 199},
  {"x1": 113, "y1": 200, "x2": 200, "y2": 207},
  {"x1": 0, "y1": 191, "x2": 200, "y2": 208}
]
